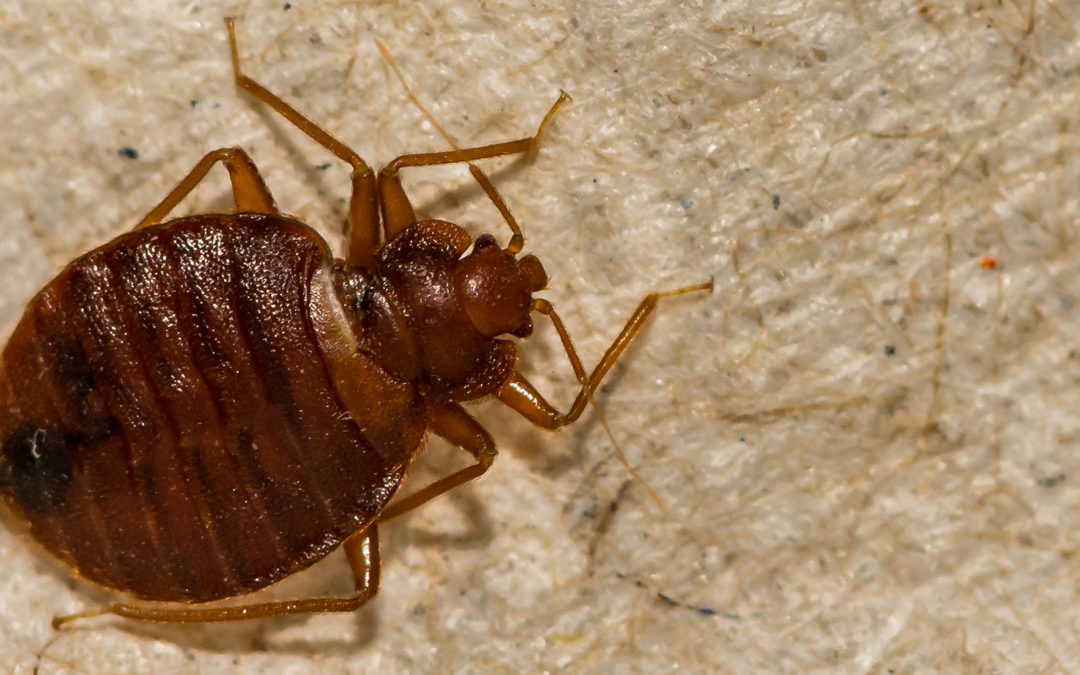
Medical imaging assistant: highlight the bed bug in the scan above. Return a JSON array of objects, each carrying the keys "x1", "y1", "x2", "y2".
[{"x1": 0, "y1": 18, "x2": 711, "y2": 627}]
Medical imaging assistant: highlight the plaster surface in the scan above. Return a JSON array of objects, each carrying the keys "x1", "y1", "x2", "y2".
[{"x1": 1, "y1": 1, "x2": 1079, "y2": 673}]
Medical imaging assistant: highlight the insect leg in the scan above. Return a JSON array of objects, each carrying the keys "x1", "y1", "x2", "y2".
[
  {"x1": 51, "y1": 524, "x2": 380, "y2": 626},
  {"x1": 496, "y1": 281, "x2": 714, "y2": 428},
  {"x1": 377, "y1": 92, "x2": 569, "y2": 245},
  {"x1": 377, "y1": 399, "x2": 496, "y2": 522},
  {"x1": 134, "y1": 146, "x2": 276, "y2": 229},
  {"x1": 225, "y1": 18, "x2": 380, "y2": 269}
]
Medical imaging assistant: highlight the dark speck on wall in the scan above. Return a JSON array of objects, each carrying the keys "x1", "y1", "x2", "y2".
[
  {"x1": 772, "y1": 194, "x2": 780, "y2": 210},
  {"x1": 118, "y1": 147, "x2": 139, "y2": 160},
  {"x1": 1039, "y1": 472, "x2": 1065, "y2": 488},
  {"x1": 884, "y1": 345, "x2": 896, "y2": 356}
]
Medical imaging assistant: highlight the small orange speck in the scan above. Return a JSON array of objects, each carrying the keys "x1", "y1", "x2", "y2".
[{"x1": 980, "y1": 256, "x2": 998, "y2": 270}]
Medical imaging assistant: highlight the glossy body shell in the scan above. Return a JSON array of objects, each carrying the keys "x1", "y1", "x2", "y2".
[{"x1": 0, "y1": 213, "x2": 441, "y2": 602}]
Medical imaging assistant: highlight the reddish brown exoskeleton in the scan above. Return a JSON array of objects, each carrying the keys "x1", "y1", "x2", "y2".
[{"x1": 0, "y1": 18, "x2": 711, "y2": 627}]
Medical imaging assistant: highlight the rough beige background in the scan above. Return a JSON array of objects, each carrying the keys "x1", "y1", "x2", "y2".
[{"x1": 1, "y1": 0, "x2": 1079, "y2": 673}]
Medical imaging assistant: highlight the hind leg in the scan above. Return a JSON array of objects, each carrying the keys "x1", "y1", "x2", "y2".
[{"x1": 53, "y1": 524, "x2": 380, "y2": 627}]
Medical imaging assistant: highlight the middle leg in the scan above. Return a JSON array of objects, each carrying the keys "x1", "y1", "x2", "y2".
[
  {"x1": 377, "y1": 399, "x2": 496, "y2": 522},
  {"x1": 225, "y1": 17, "x2": 380, "y2": 269}
]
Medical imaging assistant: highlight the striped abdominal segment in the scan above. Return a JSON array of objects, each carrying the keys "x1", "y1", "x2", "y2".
[{"x1": 0, "y1": 214, "x2": 402, "y2": 602}]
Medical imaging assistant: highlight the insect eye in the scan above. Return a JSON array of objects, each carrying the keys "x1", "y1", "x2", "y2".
[
  {"x1": 474, "y1": 234, "x2": 498, "y2": 250},
  {"x1": 511, "y1": 318, "x2": 534, "y2": 338},
  {"x1": 518, "y1": 254, "x2": 547, "y2": 292}
]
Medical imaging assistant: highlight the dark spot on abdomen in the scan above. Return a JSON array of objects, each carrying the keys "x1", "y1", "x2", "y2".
[
  {"x1": 46, "y1": 334, "x2": 96, "y2": 398},
  {"x1": 65, "y1": 415, "x2": 120, "y2": 449},
  {"x1": 0, "y1": 423, "x2": 75, "y2": 514},
  {"x1": 41, "y1": 333, "x2": 120, "y2": 450}
]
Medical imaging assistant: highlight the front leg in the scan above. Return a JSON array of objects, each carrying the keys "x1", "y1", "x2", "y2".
[
  {"x1": 497, "y1": 281, "x2": 714, "y2": 428},
  {"x1": 376, "y1": 93, "x2": 570, "y2": 243}
]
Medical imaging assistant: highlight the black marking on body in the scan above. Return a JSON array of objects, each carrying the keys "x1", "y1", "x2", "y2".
[
  {"x1": 44, "y1": 332, "x2": 119, "y2": 446},
  {"x1": 65, "y1": 416, "x2": 121, "y2": 449},
  {"x1": 46, "y1": 334, "x2": 95, "y2": 398},
  {"x1": 0, "y1": 423, "x2": 75, "y2": 514},
  {"x1": 231, "y1": 253, "x2": 306, "y2": 441},
  {"x1": 42, "y1": 329, "x2": 124, "y2": 451}
]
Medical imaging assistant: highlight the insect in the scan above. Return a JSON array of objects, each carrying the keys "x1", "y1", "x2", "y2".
[{"x1": 0, "y1": 18, "x2": 711, "y2": 627}]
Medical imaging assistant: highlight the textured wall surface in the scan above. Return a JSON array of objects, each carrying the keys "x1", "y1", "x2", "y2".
[{"x1": 2, "y1": 1, "x2": 1079, "y2": 673}]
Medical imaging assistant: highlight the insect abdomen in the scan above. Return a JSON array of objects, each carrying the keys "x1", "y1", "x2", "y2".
[{"x1": 0, "y1": 214, "x2": 404, "y2": 602}]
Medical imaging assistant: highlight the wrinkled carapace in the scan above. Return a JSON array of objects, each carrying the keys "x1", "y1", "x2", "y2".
[{"x1": 0, "y1": 18, "x2": 711, "y2": 627}]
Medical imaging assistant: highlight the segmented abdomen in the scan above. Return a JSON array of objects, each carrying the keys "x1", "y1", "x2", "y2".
[{"x1": 0, "y1": 213, "x2": 403, "y2": 602}]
